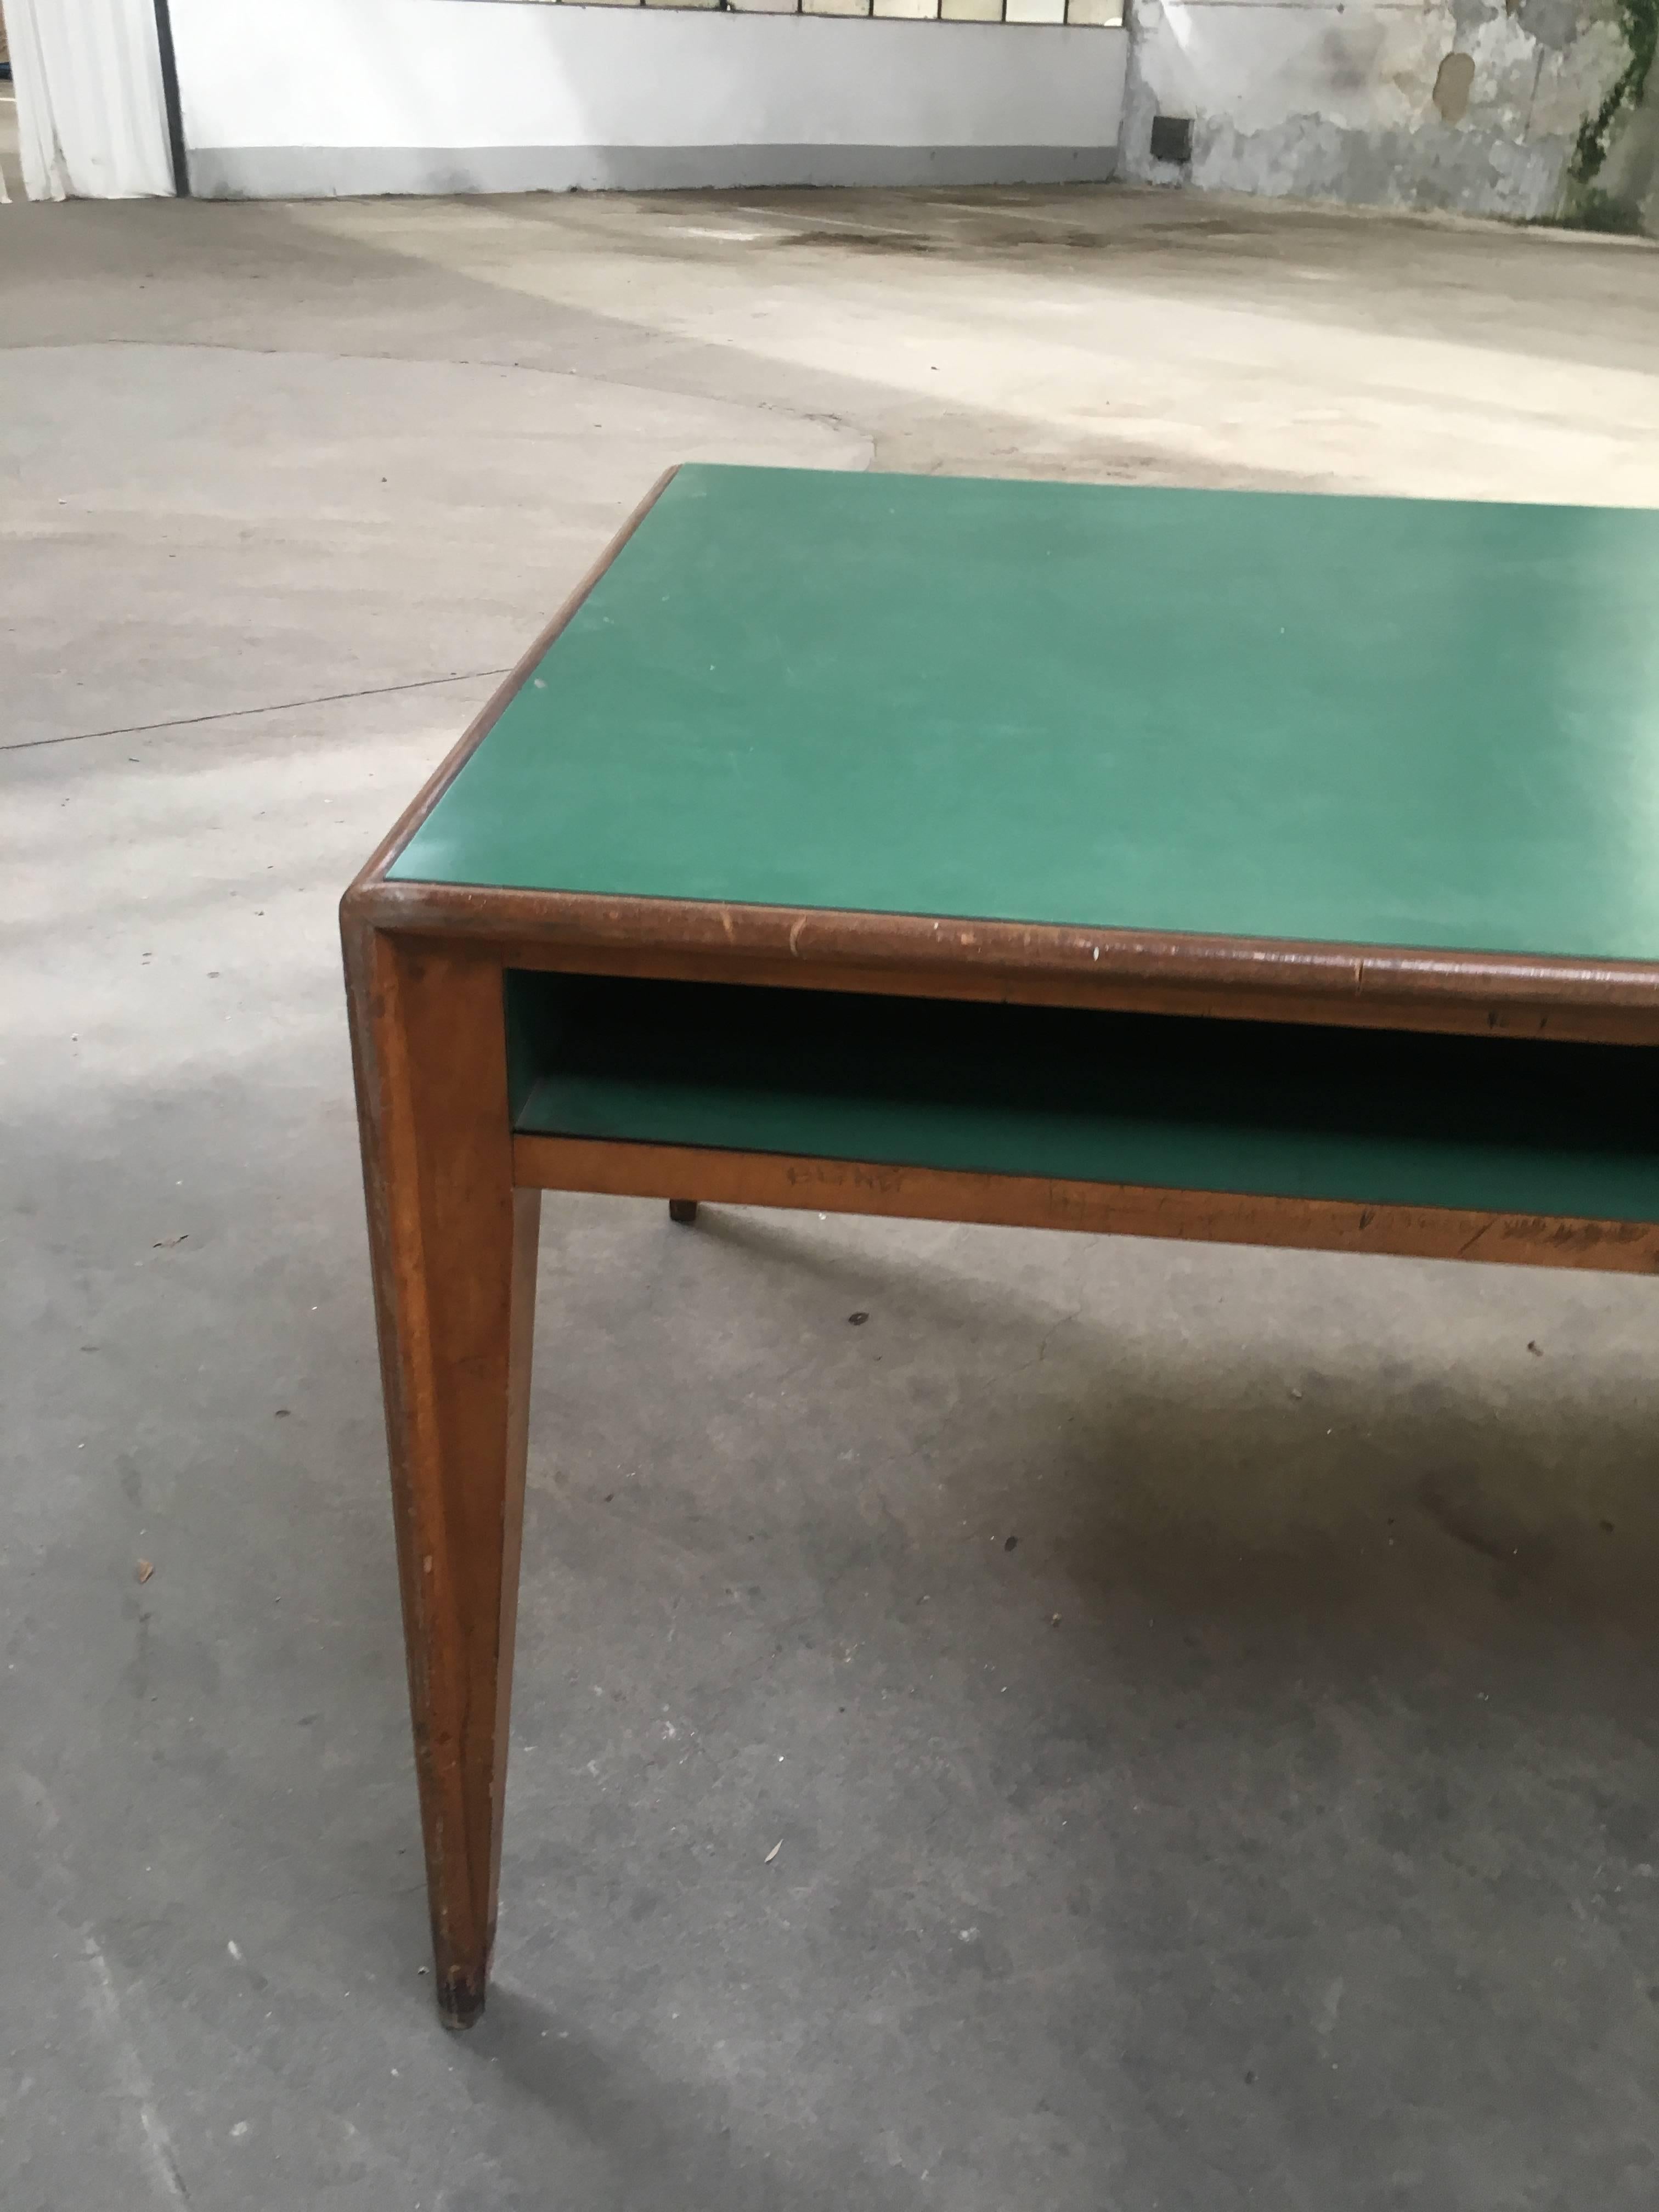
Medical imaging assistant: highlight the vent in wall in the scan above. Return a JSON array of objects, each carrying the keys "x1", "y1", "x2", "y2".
[{"x1": 1149, "y1": 115, "x2": 1194, "y2": 165}]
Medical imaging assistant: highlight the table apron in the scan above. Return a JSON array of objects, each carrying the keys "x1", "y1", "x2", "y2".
[{"x1": 511, "y1": 1135, "x2": 1659, "y2": 1275}]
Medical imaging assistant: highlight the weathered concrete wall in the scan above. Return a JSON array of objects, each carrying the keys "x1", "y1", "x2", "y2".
[
  {"x1": 1596, "y1": 40, "x2": 1659, "y2": 224},
  {"x1": 1119, "y1": 0, "x2": 1643, "y2": 226}
]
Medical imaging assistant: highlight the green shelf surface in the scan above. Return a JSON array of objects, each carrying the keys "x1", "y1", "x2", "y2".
[
  {"x1": 508, "y1": 976, "x2": 1659, "y2": 1223},
  {"x1": 395, "y1": 465, "x2": 1659, "y2": 964}
]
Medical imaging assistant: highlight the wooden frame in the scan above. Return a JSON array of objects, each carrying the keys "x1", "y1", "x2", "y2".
[
  {"x1": 513, "y1": 1135, "x2": 1659, "y2": 1274},
  {"x1": 343, "y1": 467, "x2": 1659, "y2": 2025}
]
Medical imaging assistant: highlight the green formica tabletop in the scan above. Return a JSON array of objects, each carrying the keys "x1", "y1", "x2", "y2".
[{"x1": 392, "y1": 464, "x2": 1659, "y2": 966}]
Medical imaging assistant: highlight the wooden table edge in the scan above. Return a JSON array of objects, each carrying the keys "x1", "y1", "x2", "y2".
[
  {"x1": 346, "y1": 465, "x2": 682, "y2": 898},
  {"x1": 336, "y1": 465, "x2": 1659, "y2": 1044},
  {"x1": 340, "y1": 880, "x2": 1659, "y2": 1044},
  {"x1": 513, "y1": 1133, "x2": 1659, "y2": 1275}
]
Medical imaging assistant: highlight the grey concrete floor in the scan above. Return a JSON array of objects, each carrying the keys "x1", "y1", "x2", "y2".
[{"x1": 4, "y1": 184, "x2": 1659, "y2": 2211}]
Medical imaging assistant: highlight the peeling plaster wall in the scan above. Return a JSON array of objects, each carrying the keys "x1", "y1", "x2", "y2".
[{"x1": 1120, "y1": 0, "x2": 1633, "y2": 223}]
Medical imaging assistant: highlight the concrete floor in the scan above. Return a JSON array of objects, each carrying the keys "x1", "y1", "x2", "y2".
[{"x1": 4, "y1": 184, "x2": 1659, "y2": 2210}]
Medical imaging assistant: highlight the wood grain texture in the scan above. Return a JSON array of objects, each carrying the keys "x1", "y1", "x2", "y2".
[
  {"x1": 512, "y1": 1134, "x2": 1659, "y2": 1274},
  {"x1": 344, "y1": 921, "x2": 539, "y2": 2028},
  {"x1": 345, "y1": 886, "x2": 1659, "y2": 1047}
]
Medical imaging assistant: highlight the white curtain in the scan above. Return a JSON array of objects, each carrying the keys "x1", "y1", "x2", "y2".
[{"x1": 9, "y1": 0, "x2": 175, "y2": 200}]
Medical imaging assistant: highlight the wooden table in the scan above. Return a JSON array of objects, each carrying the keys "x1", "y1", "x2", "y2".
[{"x1": 343, "y1": 464, "x2": 1659, "y2": 2027}]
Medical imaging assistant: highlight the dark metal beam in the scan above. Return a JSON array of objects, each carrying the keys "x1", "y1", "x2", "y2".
[{"x1": 151, "y1": 0, "x2": 190, "y2": 197}]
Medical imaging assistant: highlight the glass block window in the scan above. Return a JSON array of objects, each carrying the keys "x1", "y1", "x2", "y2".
[{"x1": 565, "y1": 0, "x2": 1122, "y2": 20}]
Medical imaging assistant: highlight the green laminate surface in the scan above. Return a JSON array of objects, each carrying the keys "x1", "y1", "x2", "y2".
[
  {"x1": 509, "y1": 977, "x2": 1659, "y2": 1222},
  {"x1": 394, "y1": 465, "x2": 1659, "y2": 962}
]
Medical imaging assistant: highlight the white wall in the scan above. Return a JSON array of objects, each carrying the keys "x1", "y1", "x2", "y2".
[
  {"x1": 8, "y1": 0, "x2": 173, "y2": 199},
  {"x1": 172, "y1": 0, "x2": 1127, "y2": 199},
  {"x1": 1119, "y1": 0, "x2": 1630, "y2": 223}
]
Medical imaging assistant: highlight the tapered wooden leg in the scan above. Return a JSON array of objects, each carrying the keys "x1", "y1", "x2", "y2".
[
  {"x1": 344, "y1": 919, "x2": 539, "y2": 2029},
  {"x1": 668, "y1": 1199, "x2": 698, "y2": 1226}
]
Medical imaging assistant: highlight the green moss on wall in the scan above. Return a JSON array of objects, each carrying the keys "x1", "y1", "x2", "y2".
[{"x1": 1571, "y1": 0, "x2": 1658, "y2": 183}]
